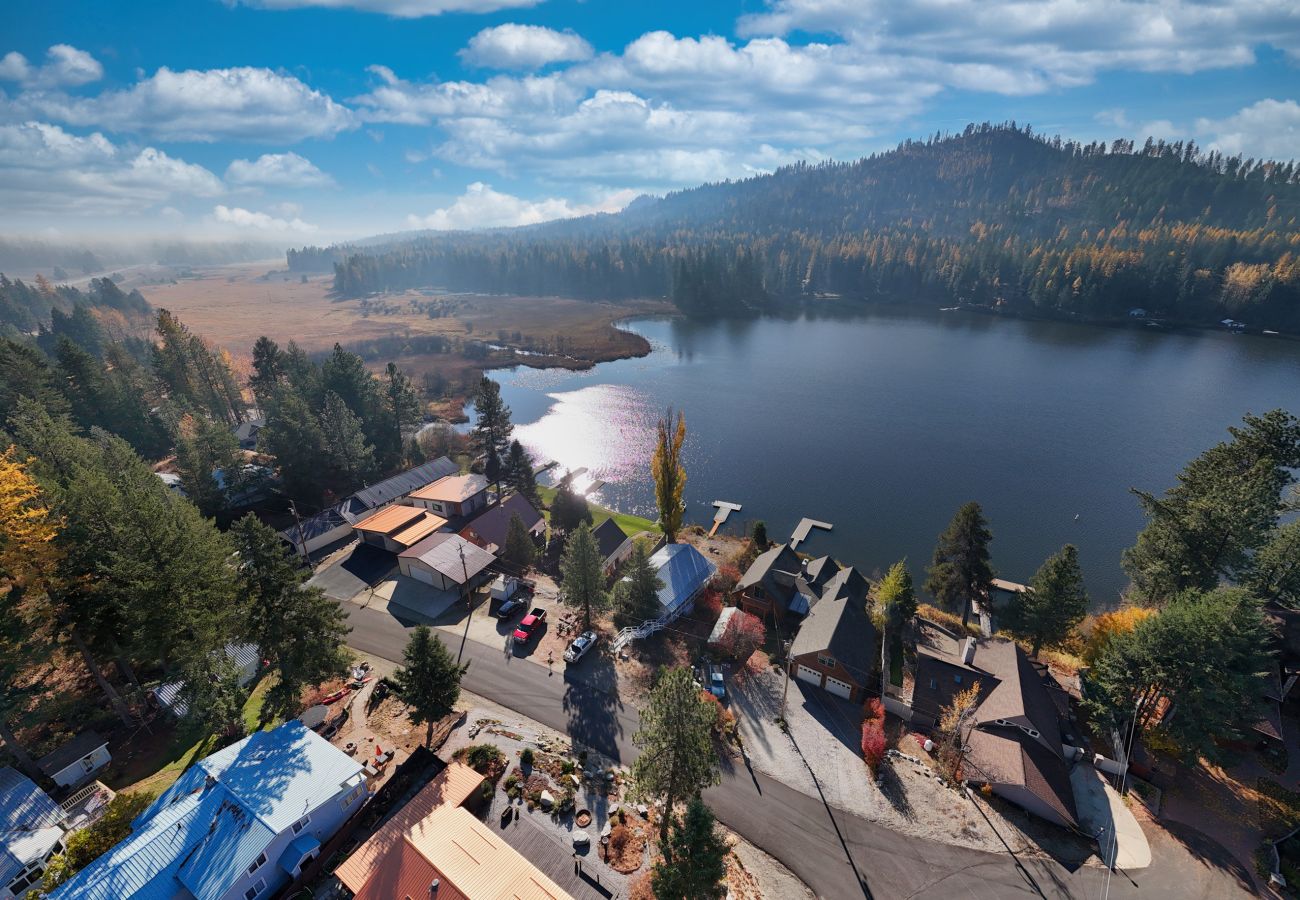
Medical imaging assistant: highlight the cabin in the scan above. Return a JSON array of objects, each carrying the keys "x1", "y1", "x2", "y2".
[
  {"x1": 788, "y1": 567, "x2": 877, "y2": 702},
  {"x1": 733, "y1": 543, "x2": 830, "y2": 624},
  {"x1": 459, "y1": 494, "x2": 545, "y2": 554},
  {"x1": 592, "y1": 518, "x2": 633, "y2": 576},
  {"x1": 407, "y1": 473, "x2": 490, "y2": 519},
  {"x1": 645, "y1": 543, "x2": 716, "y2": 620},
  {"x1": 37, "y1": 733, "x2": 111, "y2": 790}
]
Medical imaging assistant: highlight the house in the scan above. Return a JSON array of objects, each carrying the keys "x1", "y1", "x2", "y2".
[
  {"x1": 646, "y1": 543, "x2": 717, "y2": 620},
  {"x1": 152, "y1": 643, "x2": 261, "y2": 718},
  {"x1": 407, "y1": 473, "x2": 490, "y2": 519},
  {"x1": 733, "y1": 543, "x2": 825, "y2": 623},
  {"x1": 155, "y1": 472, "x2": 185, "y2": 497},
  {"x1": 335, "y1": 761, "x2": 574, "y2": 900},
  {"x1": 37, "y1": 733, "x2": 110, "y2": 790},
  {"x1": 911, "y1": 622, "x2": 1078, "y2": 828},
  {"x1": 459, "y1": 493, "x2": 545, "y2": 554},
  {"x1": 233, "y1": 417, "x2": 265, "y2": 451},
  {"x1": 592, "y1": 517, "x2": 633, "y2": 576},
  {"x1": 788, "y1": 566, "x2": 876, "y2": 701},
  {"x1": 398, "y1": 532, "x2": 496, "y2": 591},
  {"x1": 281, "y1": 457, "x2": 459, "y2": 556},
  {"x1": 49, "y1": 721, "x2": 368, "y2": 900},
  {"x1": 352, "y1": 505, "x2": 448, "y2": 553},
  {"x1": 1, "y1": 768, "x2": 68, "y2": 900}
]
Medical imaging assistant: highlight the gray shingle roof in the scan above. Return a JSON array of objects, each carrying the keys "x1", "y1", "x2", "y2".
[
  {"x1": 37, "y1": 732, "x2": 107, "y2": 776},
  {"x1": 592, "y1": 518, "x2": 629, "y2": 561},
  {"x1": 460, "y1": 494, "x2": 544, "y2": 551},
  {"x1": 789, "y1": 566, "x2": 876, "y2": 678},
  {"x1": 351, "y1": 457, "x2": 458, "y2": 510}
]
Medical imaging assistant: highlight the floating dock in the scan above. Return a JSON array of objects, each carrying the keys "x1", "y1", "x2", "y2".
[
  {"x1": 790, "y1": 517, "x2": 833, "y2": 549},
  {"x1": 709, "y1": 501, "x2": 742, "y2": 536},
  {"x1": 533, "y1": 460, "x2": 558, "y2": 475}
]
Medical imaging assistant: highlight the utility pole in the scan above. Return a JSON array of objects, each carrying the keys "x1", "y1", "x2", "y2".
[
  {"x1": 780, "y1": 638, "x2": 793, "y2": 720},
  {"x1": 288, "y1": 499, "x2": 308, "y2": 561},
  {"x1": 456, "y1": 542, "x2": 474, "y2": 667}
]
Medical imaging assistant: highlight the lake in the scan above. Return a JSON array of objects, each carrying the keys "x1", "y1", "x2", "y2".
[{"x1": 484, "y1": 309, "x2": 1300, "y2": 605}]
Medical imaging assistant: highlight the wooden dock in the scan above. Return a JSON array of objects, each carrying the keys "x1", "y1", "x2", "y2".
[
  {"x1": 709, "y1": 501, "x2": 742, "y2": 536},
  {"x1": 790, "y1": 517, "x2": 833, "y2": 549}
]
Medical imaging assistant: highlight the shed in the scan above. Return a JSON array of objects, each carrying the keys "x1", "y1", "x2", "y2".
[
  {"x1": 37, "y1": 733, "x2": 110, "y2": 790},
  {"x1": 707, "y1": 606, "x2": 740, "y2": 647},
  {"x1": 647, "y1": 543, "x2": 717, "y2": 618},
  {"x1": 153, "y1": 643, "x2": 261, "y2": 718},
  {"x1": 398, "y1": 533, "x2": 496, "y2": 591}
]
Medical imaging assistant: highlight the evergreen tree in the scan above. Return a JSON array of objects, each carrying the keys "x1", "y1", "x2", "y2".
[
  {"x1": 652, "y1": 408, "x2": 687, "y2": 542},
  {"x1": 1247, "y1": 520, "x2": 1300, "y2": 609},
  {"x1": 631, "y1": 667, "x2": 721, "y2": 844},
  {"x1": 503, "y1": 439, "x2": 540, "y2": 507},
  {"x1": 614, "y1": 542, "x2": 664, "y2": 628},
  {"x1": 1003, "y1": 544, "x2": 1088, "y2": 656},
  {"x1": 280, "y1": 340, "x2": 322, "y2": 409},
  {"x1": 750, "y1": 520, "x2": 768, "y2": 550},
  {"x1": 249, "y1": 336, "x2": 284, "y2": 406},
  {"x1": 174, "y1": 415, "x2": 243, "y2": 518},
  {"x1": 322, "y1": 344, "x2": 384, "y2": 452},
  {"x1": 924, "y1": 502, "x2": 995, "y2": 628},
  {"x1": 651, "y1": 798, "x2": 728, "y2": 900},
  {"x1": 502, "y1": 512, "x2": 536, "y2": 570},
  {"x1": 550, "y1": 475, "x2": 592, "y2": 534},
  {"x1": 232, "y1": 515, "x2": 350, "y2": 721},
  {"x1": 870, "y1": 560, "x2": 915, "y2": 698},
  {"x1": 318, "y1": 390, "x2": 377, "y2": 494},
  {"x1": 560, "y1": 521, "x2": 607, "y2": 629},
  {"x1": 393, "y1": 625, "x2": 467, "y2": 745},
  {"x1": 259, "y1": 388, "x2": 328, "y2": 503},
  {"x1": 470, "y1": 377, "x2": 512, "y2": 494},
  {"x1": 0, "y1": 338, "x2": 70, "y2": 426},
  {"x1": 382, "y1": 362, "x2": 422, "y2": 468}
]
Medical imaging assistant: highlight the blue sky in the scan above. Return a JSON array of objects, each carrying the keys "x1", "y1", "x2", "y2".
[{"x1": 3, "y1": 0, "x2": 1298, "y2": 243}]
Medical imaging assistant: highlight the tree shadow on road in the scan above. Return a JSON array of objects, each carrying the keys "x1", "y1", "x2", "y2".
[{"x1": 562, "y1": 651, "x2": 625, "y2": 763}]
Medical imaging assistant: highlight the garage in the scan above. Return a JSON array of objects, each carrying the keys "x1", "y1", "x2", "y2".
[
  {"x1": 408, "y1": 565, "x2": 436, "y2": 586},
  {"x1": 796, "y1": 664, "x2": 823, "y2": 687},
  {"x1": 824, "y1": 675, "x2": 854, "y2": 700}
]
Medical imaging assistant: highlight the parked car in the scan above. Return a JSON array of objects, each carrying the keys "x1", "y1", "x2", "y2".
[
  {"x1": 497, "y1": 595, "x2": 527, "y2": 619},
  {"x1": 513, "y1": 608, "x2": 547, "y2": 643},
  {"x1": 707, "y1": 666, "x2": 726, "y2": 700},
  {"x1": 564, "y1": 630, "x2": 598, "y2": 663}
]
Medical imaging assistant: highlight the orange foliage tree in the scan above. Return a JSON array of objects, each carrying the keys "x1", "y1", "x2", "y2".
[{"x1": 1083, "y1": 607, "x2": 1156, "y2": 664}]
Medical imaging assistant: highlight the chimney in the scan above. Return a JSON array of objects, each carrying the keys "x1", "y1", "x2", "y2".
[
  {"x1": 961, "y1": 637, "x2": 977, "y2": 666},
  {"x1": 430, "y1": 879, "x2": 440, "y2": 894}
]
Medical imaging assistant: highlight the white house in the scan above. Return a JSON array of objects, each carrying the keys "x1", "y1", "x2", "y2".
[
  {"x1": 50, "y1": 721, "x2": 368, "y2": 900},
  {"x1": 406, "y1": 473, "x2": 490, "y2": 519},
  {"x1": 1, "y1": 768, "x2": 68, "y2": 900},
  {"x1": 37, "y1": 733, "x2": 111, "y2": 790}
]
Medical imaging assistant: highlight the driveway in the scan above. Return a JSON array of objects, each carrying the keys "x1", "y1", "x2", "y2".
[
  {"x1": 308, "y1": 544, "x2": 396, "y2": 601},
  {"x1": 1071, "y1": 765, "x2": 1151, "y2": 869},
  {"x1": 342, "y1": 599, "x2": 1253, "y2": 900}
]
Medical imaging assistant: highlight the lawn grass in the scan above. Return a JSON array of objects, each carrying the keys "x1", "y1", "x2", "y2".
[
  {"x1": 114, "y1": 676, "x2": 280, "y2": 797},
  {"x1": 536, "y1": 485, "x2": 659, "y2": 537}
]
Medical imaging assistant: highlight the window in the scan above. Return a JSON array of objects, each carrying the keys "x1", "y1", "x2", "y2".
[
  {"x1": 247, "y1": 851, "x2": 267, "y2": 875},
  {"x1": 244, "y1": 878, "x2": 266, "y2": 900},
  {"x1": 340, "y1": 784, "x2": 364, "y2": 810},
  {"x1": 80, "y1": 755, "x2": 96, "y2": 772},
  {"x1": 953, "y1": 674, "x2": 963, "y2": 684},
  {"x1": 817, "y1": 654, "x2": 835, "y2": 667},
  {"x1": 928, "y1": 678, "x2": 937, "y2": 690},
  {"x1": 291, "y1": 815, "x2": 310, "y2": 835}
]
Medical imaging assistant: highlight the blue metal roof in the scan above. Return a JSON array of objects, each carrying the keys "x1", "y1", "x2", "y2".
[
  {"x1": 50, "y1": 722, "x2": 363, "y2": 900},
  {"x1": 1, "y1": 767, "x2": 67, "y2": 885},
  {"x1": 278, "y1": 833, "x2": 320, "y2": 874},
  {"x1": 648, "y1": 543, "x2": 717, "y2": 615}
]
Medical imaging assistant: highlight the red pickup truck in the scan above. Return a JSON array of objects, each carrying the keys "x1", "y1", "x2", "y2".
[{"x1": 512, "y1": 607, "x2": 547, "y2": 643}]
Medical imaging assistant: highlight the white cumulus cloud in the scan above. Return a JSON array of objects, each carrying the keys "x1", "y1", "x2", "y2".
[
  {"x1": 1194, "y1": 98, "x2": 1300, "y2": 160},
  {"x1": 406, "y1": 182, "x2": 634, "y2": 230},
  {"x1": 0, "y1": 44, "x2": 103, "y2": 89},
  {"x1": 461, "y1": 24, "x2": 593, "y2": 70},
  {"x1": 13, "y1": 66, "x2": 354, "y2": 143},
  {"x1": 213, "y1": 203, "x2": 318, "y2": 233},
  {"x1": 234, "y1": 0, "x2": 542, "y2": 17},
  {"x1": 225, "y1": 151, "x2": 333, "y2": 186}
]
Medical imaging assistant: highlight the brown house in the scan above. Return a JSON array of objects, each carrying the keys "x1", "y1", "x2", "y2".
[
  {"x1": 733, "y1": 543, "x2": 829, "y2": 623},
  {"x1": 787, "y1": 566, "x2": 876, "y2": 702},
  {"x1": 912, "y1": 622, "x2": 1078, "y2": 828}
]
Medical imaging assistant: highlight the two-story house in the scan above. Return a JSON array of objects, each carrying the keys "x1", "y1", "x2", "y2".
[
  {"x1": 733, "y1": 543, "x2": 845, "y2": 625},
  {"x1": 407, "y1": 473, "x2": 490, "y2": 520},
  {"x1": 50, "y1": 721, "x2": 368, "y2": 900},
  {"x1": 787, "y1": 566, "x2": 877, "y2": 702}
]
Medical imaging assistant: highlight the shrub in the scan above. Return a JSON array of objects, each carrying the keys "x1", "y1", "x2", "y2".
[
  {"x1": 609, "y1": 823, "x2": 631, "y2": 855},
  {"x1": 521, "y1": 747, "x2": 535, "y2": 766},
  {"x1": 863, "y1": 697, "x2": 884, "y2": 723},
  {"x1": 36, "y1": 792, "x2": 155, "y2": 896},
  {"x1": 710, "y1": 565, "x2": 741, "y2": 594},
  {"x1": 464, "y1": 743, "x2": 505, "y2": 774},
  {"x1": 697, "y1": 589, "x2": 723, "y2": 620},
  {"x1": 699, "y1": 690, "x2": 736, "y2": 737},
  {"x1": 717, "y1": 610, "x2": 765, "y2": 661},
  {"x1": 861, "y1": 719, "x2": 887, "y2": 778}
]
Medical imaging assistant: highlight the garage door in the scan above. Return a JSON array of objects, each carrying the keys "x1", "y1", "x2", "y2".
[
  {"x1": 824, "y1": 676, "x2": 853, "y2": 699},
  {"x1": 410, "y1": 566, "x2": 436, "y2": 586},
  {"x1": 795, "y1": 665, "x2": 823, "y2": 687}
]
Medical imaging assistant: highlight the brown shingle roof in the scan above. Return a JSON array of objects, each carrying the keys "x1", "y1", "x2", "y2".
[{"x1": 965, "y1": 729, "x2": 1078, "y2": 827}]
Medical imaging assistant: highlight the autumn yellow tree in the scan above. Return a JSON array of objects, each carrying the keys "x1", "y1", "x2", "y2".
[
  {"x1": 1082, "y1": 607, "x2": 1156, "y2": 664},
  {"x1": 652, "y1": 407, "x2": 687, "y2": 543},
  {"x1": 935, "y1": 681, "x2": 982, "y2": 782}
]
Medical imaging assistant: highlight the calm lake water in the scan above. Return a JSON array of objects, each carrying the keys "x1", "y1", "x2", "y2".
[{"x1": 486, "y1": 310, "x2": 1300, "y2": 605}]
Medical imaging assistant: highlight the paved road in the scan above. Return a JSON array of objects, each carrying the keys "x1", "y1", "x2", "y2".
[{"x1": 344, "y1": 601, "x2": 1252, "y2": 900}]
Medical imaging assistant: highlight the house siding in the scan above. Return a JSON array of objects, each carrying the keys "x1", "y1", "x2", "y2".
[
  {"x1": 789, "y1": 652, "x2": 865, "y2": 703},
  {"x1": 983, "y1": 782, "x2": 1073, "y2": 829},
  {"x1": 49, "y1": 745, "x2": 111, "y2": 789},
  {"x1": 398, "y1": 558, "x2": 457, "y2": 591}
]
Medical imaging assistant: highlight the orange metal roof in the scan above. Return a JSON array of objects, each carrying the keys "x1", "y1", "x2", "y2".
[
  {"x1": 354, "y1": 504, "x2": 428, "y2": 535},
  {"x1": 338, "y1": 762, "x2": 573, "y2": 900},
  {"x1": 391, "y1": 513, "x2": 449, "y2": 548},
  {"x1": 336, "y1": 762, "x2": 487, "y2": 892},
  {"x1": 409, "y1": 474, "x2": 489, "y2": 503}
]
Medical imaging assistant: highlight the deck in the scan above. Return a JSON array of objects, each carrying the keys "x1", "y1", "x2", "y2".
[{"x1": 789, "y1": 517, "x2": 833, "y2": 549}]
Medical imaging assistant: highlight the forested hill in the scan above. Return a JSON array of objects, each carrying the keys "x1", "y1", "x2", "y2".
[
  {"x1": 0, "y1": 274, "x2": 151, "y2": 338},
  {"x1": 306, "y1": 123, "x2": 1300, "y2": 328}
]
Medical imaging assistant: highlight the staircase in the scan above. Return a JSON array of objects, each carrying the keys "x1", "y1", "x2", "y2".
[{"x1": 612, "y1": 611, "x2": 675, "y2": 651}]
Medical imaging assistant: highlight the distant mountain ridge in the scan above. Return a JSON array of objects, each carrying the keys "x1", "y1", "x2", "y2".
[{"x1": 296, "y1": 124, "x2": 1300, "y2": 329}]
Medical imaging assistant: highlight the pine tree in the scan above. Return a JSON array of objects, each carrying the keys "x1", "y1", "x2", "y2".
[
  {"x1": 382, "y1": 362, "x2": 422, "y2": 468},
  {"x1": 1004, "y1": 544, "x2": 1088, "y2": 656},
  {"x1": 393, "y1": 625, "x2": 467, "y2": 745},
  {"x1": 174, "y1": 414, "x2": 243, "y2": 517},
  {"x1": 232, "y1": 515, "x2": 350, "y2": 721},
  {"x1": 259, "y1": 388, "x2": 328, "y2": 503},
  {"x1": 0, "y1": 338, "x2": 70, "y2": 426},
  {"x1": 652, "y1": 408, "x2": 687, "y2": 542},
  {"x1": 503, "y1": 439, "x2": 540, "y2": 507},
  {"x1": 631, "y1": 667, "x2": 721, "y2": 844},
  {"x1": 1247, "y1": 519, "x2": 1300, "y2": 609},
  {"x1": 318, "y1": 390, "x2": 377, "y2": 494},
  {"x1": 470, "y1": 377, "x2": 512, "y2": 494},
  {"x1": 560, "y1": 521, "x2": 607, "y2": 629},
  {"x1": 614, "y1": 542, "x2": 663, "y2": 628},
  {"x1": 502, "y1": 512, "x2": 536, "y2": 570},
  {"x1": 249, "y1": 336, "x2": 284, "y2": 405},
  {"x1": 550, "y1": 475, "x2": 592, "y2": 534},
  {"x1": 925, "y1": 502, "x2": 994, "y2": 628},
  {"x1": 651, "y1": 798, "x2": 728, "y2": 900}
]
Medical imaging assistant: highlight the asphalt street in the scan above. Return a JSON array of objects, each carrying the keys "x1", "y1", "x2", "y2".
[{"x1": 344, "y1": 600, "x2": 1253, "y2": 900}]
